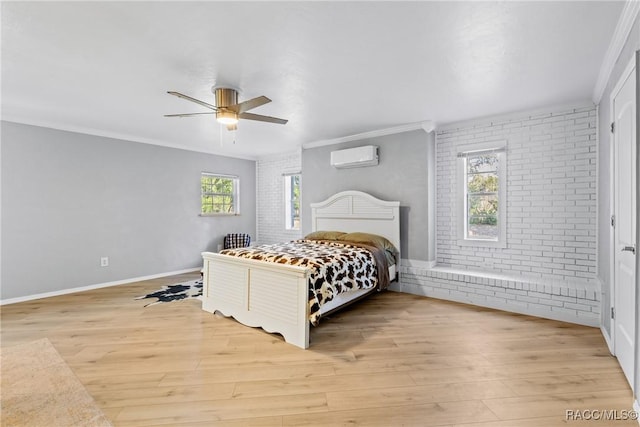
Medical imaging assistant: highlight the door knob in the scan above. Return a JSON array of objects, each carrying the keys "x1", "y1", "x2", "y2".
[{"x1": 621, "y1": 245, "x2": 636, "y2": 254}]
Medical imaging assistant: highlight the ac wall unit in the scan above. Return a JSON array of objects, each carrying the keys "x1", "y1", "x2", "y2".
[{"x1": 330, "y1": 145, "x2": 379, "y2": 168}]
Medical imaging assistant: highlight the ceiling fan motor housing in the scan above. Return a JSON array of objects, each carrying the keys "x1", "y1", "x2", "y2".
[
  {"x1": 213, "y1": 87, "x2": 239, "y2": 125},
  {"x1": 214, "y1": 87, "x2": 238, "y2": 108}
]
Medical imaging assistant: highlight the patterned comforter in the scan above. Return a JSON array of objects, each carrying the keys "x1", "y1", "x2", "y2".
[{"x1": 220, "y1": 239, "x2": 390, "y2": 325}]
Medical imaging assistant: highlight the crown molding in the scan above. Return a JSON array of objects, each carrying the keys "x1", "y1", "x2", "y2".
[
  {"x1": 303, "y1": 120, "x2": 435, "y2": 150},
  {"x1": 1, "y1": 116, "x2": 257, "y2": 161},
  {"x1": 592, "y1": 0, "x2": 640, "y2": 104}
]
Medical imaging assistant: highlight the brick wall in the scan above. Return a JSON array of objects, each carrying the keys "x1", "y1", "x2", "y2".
[
  {"x1": 256, "y1": 150, "x2": 303, "y2": 244},
  {"x1": 436, "y1": 103, "x2": 597, "y2": 280},
  {"x1": 395, "y1": 266, "x2": 600, "y2": 326},
  {"x1": 395, "y1": 103, "x2": 600, "y2": 326}
]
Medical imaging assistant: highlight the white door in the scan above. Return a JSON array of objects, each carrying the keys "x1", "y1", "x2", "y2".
[{"x1": 612, "y1": 58, "x2": 637, "y2": 390}]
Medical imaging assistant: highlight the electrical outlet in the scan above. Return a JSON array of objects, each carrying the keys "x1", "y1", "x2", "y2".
[{"x1": 100, "y1": 257, "x2": 109, "y2": 267}]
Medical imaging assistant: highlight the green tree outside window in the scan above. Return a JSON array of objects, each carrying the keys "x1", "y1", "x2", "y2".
[
  {"x1": 466, "y1": 154, "x2": 499, "y2": 238},
  {"x1": 201, "y1": 174, "x2": 238, "y2": 214}
]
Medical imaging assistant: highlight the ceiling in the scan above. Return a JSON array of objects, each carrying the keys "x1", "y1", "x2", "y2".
[{"x1": 1, "y1": 1, "x2": 625, "y2": 159}]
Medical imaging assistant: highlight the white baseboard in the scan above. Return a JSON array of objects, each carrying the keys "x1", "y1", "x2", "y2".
[
  {"x1": 0, "y1": 267, "x2": 201, "y2": 305},
  {"x1": 600, "y1": 325, "x2": 614, "y2": 354}
]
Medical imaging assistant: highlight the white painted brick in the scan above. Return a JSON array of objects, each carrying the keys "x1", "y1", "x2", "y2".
[
  {"x1": 539, "y1": 298, "x2": 565, "y2": 308},
  {"x1": 399, "y1": 265, "x2": 600, "y2": 325},
  {"x1": 516, "y1": 295, "x2": 541, "y2": 304},
  {"x1": 436, "y1": 104, "x2": 596, "y2": 284},
  {"x1": 256, "y1": 151, "x2": 302, "y2": 245},
  {"x1": 551, "y1": 306, "x2": 581, "y2": 318}
]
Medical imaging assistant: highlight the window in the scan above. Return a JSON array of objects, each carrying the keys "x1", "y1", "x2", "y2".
[
  {"x1": 201, "y1": 173, "x2": 239, "y2": 215},
  {"x1": 284, "y1": 173, "x2": 301, "y2": 230},
  {"x1": 457, "y1": 144, "x2": 506, "y2": 247}
]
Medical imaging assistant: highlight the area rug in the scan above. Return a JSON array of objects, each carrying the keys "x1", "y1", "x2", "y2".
[
  {"x1": 0, "y1": 338, "x2": 113, "y2": 427},
  {"x1": 135, "y1": 278, "x2": 203, "y2": 306}
]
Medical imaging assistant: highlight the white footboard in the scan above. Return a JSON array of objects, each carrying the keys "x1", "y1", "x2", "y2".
[{"x1": 201, "y1": 252, "x2": 311, "y2": 349}]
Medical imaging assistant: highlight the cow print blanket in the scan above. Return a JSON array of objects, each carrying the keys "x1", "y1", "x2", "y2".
[
  {"x1": 135, "y1": 279, "x2": 203, "y2": 307},
  {"x1": 220, "y1": 239, "x2": 387, "y2": 325}
]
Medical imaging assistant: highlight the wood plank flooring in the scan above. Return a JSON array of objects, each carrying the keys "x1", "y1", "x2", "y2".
[{"x1": 1, "y1": 272, "x2": 636, "y2": 426}]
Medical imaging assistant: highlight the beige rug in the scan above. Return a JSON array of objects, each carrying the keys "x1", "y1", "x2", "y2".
[{"x1": 1, "y1": 338, "x2": 112, "y2": 427}]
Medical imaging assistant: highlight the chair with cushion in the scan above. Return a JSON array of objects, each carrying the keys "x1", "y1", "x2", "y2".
[{"x1": 224, "y1": 233, "x2": 251, "y2": 249}]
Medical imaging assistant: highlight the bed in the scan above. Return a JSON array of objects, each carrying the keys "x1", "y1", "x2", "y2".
[{"x1": 201, "y1": 190, "x2": 400, "y2": 349}]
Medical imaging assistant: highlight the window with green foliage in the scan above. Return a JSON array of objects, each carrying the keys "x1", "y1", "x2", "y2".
[
  {"x1": 466, "y1": 154, "x2": 499, "y2": 239},
  {"x1": 457, "y1": 145, "x2": 506, "y2": 247},
  {"x1": 284, "y1": 174, "x2": 301, "y2": 230},
  {"x1": 201, "y1": 173, "x2": 239, "y2": 215}
]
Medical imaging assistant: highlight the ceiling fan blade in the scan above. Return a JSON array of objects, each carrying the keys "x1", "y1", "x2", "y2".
[
  {"x1": 228, "y1": 96, "x2": 271, "y2": 113},
  {"x1": 164, "y1": 112, "x2": 216, "y2": 117},
  {"x1": 167, "y1": 91, "x2": 217, "y2": 111},
  {"x1": 239, "y1": 112, "x2": 288, "y2": 125}
]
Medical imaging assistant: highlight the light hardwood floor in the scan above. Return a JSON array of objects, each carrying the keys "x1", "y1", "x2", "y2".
[{"x1": 1, "y1": 272, "x2": 637, "y2": 426}]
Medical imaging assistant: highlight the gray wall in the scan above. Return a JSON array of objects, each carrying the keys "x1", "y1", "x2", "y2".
[
  {"x1": 1, "y1": 122, "x2": 256, "y2": 300},
  {"x1": 597, "y1": 15, "x2": 639, "y2": 337},
  {"x1": 301, "y1": 129, "x2": 435, "y2": 262}
]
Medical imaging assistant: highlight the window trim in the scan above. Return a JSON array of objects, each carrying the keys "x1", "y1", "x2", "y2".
[
  {"x1": 200, "y1": 172, "x2": 240, "y2": 216},
  {"x1": 283, "y1": 172, "x2": 301, "y2": 230},
  {"x1": 456, "y1": 141, "x2": 507, "y2": 248}
]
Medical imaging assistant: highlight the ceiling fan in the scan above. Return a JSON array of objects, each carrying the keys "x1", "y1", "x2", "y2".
[{"x1": 165, "y1": 86, "x2": 288, "y2": 131}]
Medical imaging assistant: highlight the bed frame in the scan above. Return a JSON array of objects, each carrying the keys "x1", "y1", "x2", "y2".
[{"x1": 201, "y1": 190, "x2": 400, "y2": 349}]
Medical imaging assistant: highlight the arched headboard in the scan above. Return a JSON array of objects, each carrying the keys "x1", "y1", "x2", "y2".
[{"x1": 310, "y1": 191, "x2": 401, "y2": 260}]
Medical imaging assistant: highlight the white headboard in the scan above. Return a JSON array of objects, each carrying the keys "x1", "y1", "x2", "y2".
[{"x1": 310, "y1": 191, "x2": 401, "y2": 259}]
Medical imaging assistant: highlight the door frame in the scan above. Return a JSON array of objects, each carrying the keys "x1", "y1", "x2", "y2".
[
  {"x1": 608, "y1": 54, "x2": 637, "y2": 385},
  {"x1": 634, "y1": 49, "x2": 640, "y2": 415}
]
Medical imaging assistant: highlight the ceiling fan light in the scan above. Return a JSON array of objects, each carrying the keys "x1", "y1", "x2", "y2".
[{"x1": 216, "y1": 110, "x2": 238, "y2": 125}]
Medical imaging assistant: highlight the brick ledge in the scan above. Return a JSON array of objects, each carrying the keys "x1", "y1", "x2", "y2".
[{"x1": 400, "y1": 264, "x2": 600, "y2": 300}]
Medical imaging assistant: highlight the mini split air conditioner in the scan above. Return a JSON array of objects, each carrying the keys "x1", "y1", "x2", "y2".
[{"x1": 330, "y1": 145, "x2": 379, "y2": 168}]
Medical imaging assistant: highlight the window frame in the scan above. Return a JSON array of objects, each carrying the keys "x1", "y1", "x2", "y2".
[
  {"x1": 283, "y1": 173, "x2": 301, "y2": 230},
  {"x1": 456, "y1": 142, "x2": 507, "y2": 248},
  {"x1": 200, "y1": 172, "x2": 240, "y2": 216}
]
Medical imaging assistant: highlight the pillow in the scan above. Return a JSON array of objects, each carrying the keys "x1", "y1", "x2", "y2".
[
  {"x1": 336, "y1": 232, "x2": 398, "y2": 261},
  {"x1": 304, "y1": 230, "x2": 347, "y2": 240}
]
